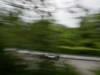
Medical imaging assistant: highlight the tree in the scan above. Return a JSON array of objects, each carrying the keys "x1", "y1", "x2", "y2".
[
  {"x1": 0, "y1": 12, "x2": 29, "y2": 75},
  {"x1": 2, "y1": 0, "x2": 56, "y2": 20},
  {"x1": 2, "y1": 0, "x2": 91, "y2": 22},
  {"x1": 27, "y1": 20, "x2": 64, "y2": 50},
  {"x1": 79, "y1": 13, "x2": 100, "y2": 48}
]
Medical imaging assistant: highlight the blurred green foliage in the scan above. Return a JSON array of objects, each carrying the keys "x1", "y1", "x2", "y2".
[
  {"x1": 79, "y1": 13, "x2": 100, "y2": 48},
  {"x1": 0, "y1": 10, "x2": 100, "y2": 75},
  {"x1": 0, "y1": 50, "x2": 28, "y2": 75},
  {"x1": 0, "y1": 12, "x2": 100, "y2": 56},
  {"x1": 92, "y1": 68, "x2": 100, "y2": 75}
]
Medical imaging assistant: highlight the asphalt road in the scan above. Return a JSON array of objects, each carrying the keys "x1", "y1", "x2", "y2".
[
  {"x1": 16, "y1": 50, "x2": 100, "y2": 62},
  {"x1": 5, "y1": 48, "x2": 100, "y2": 75}
]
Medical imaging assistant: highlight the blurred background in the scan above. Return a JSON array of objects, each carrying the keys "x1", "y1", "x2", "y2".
[{"x1": 0, "y1": 0, "x2": 100, "y2": 75}]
